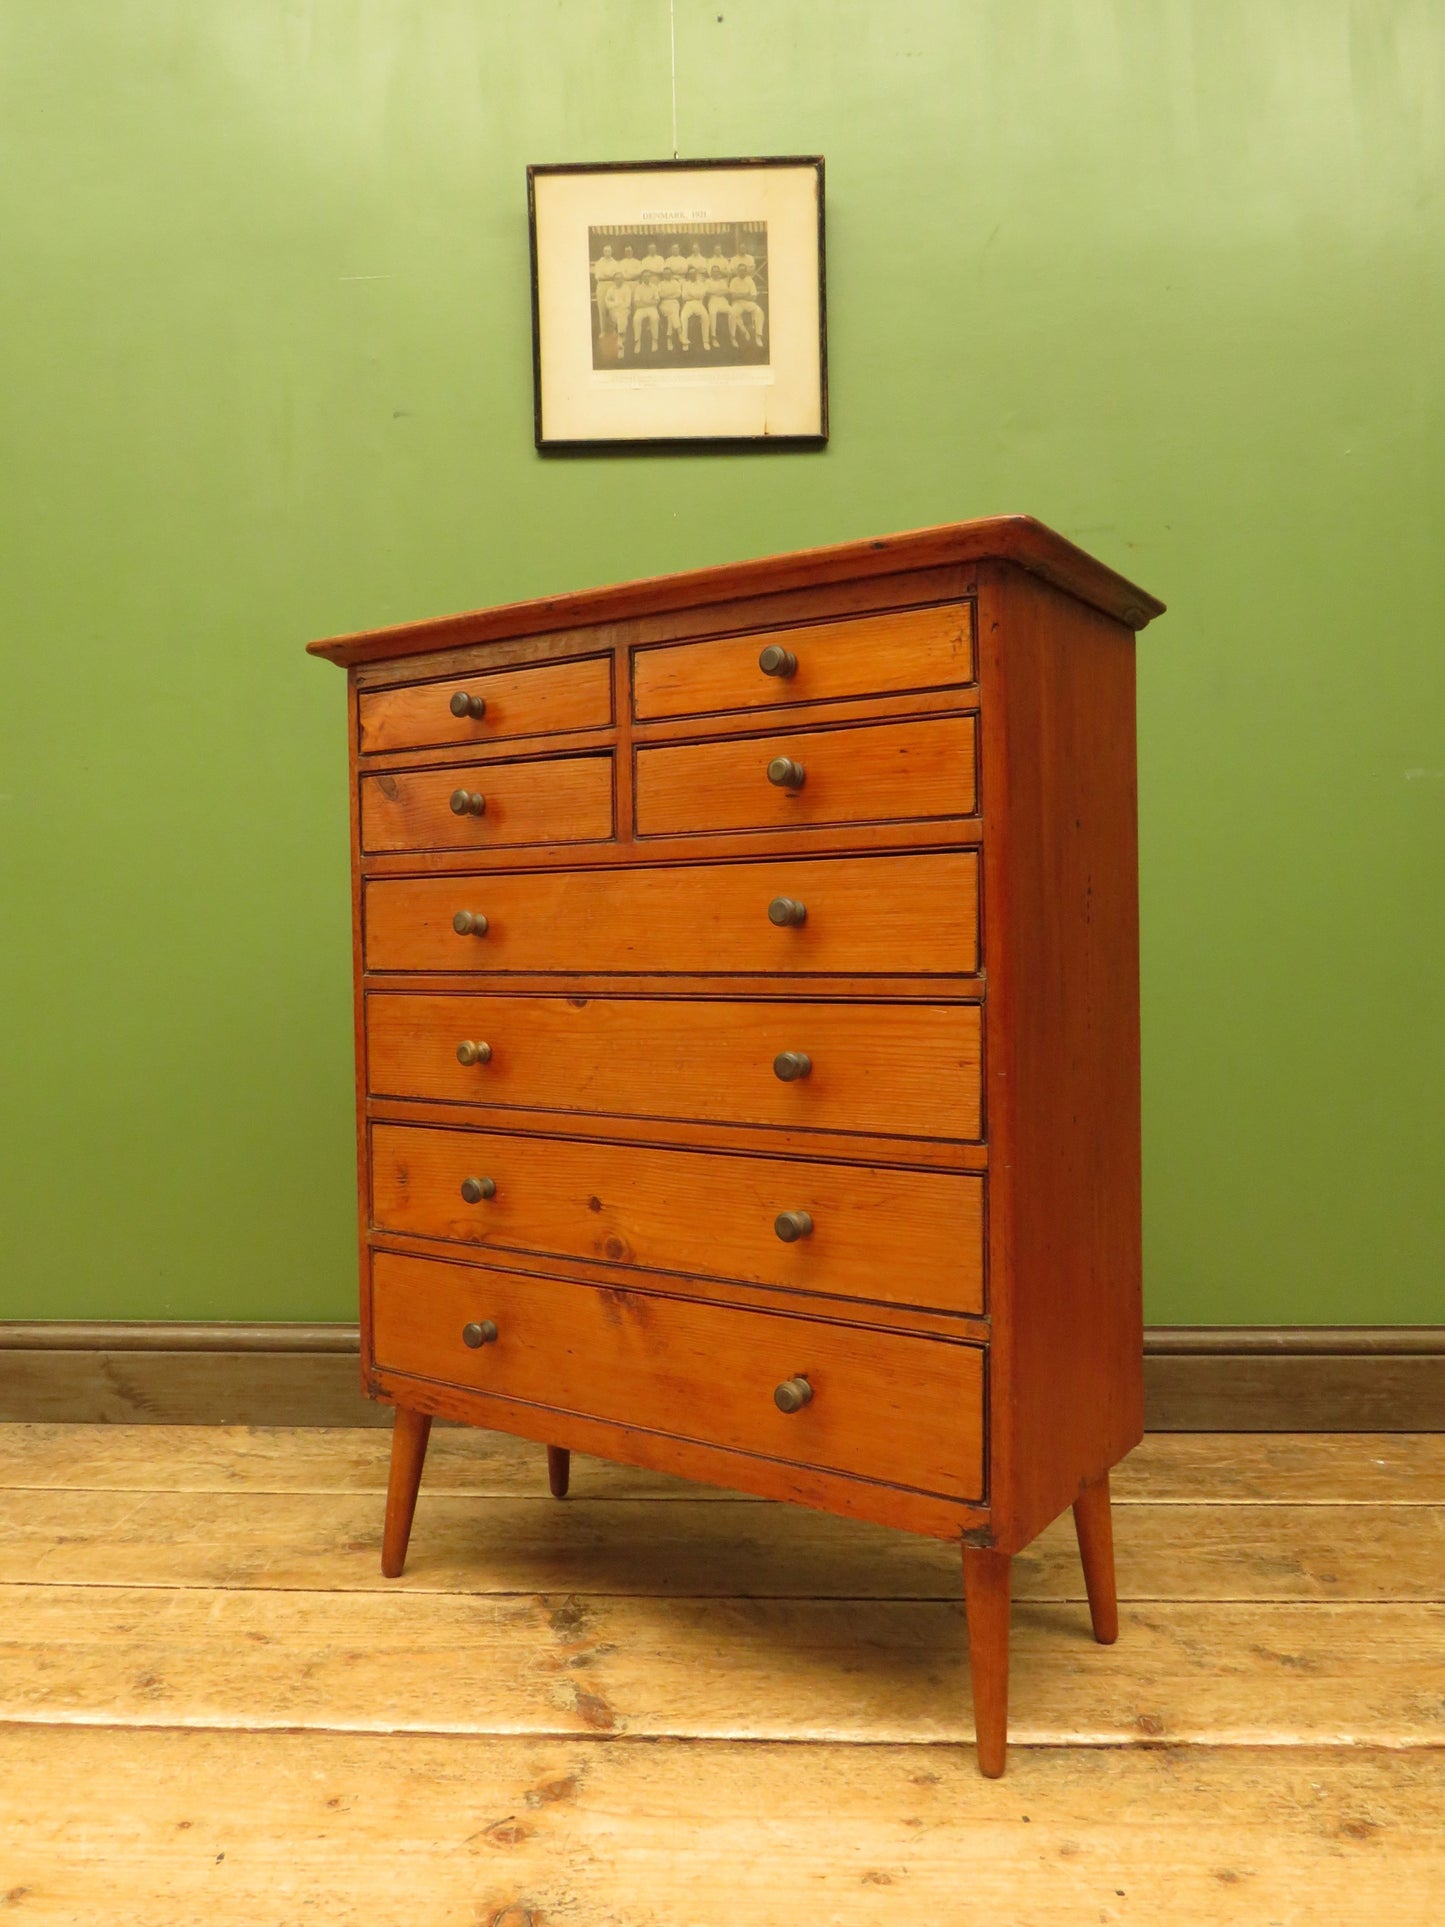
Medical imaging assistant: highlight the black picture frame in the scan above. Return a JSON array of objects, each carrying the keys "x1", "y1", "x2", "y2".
[{"x1": 527, "y1": 157, "x2": 827, "y2": 451}]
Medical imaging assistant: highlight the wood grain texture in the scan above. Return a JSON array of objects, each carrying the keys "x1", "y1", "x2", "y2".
[
  {"x1": 358, "y1": 810, "x2": 986, "y2": 878},
  {"x1": 1145, "y1": 1350, "x2": 1445, "y2": 1431},
  {"x1": 370, "y1": 1090, "x2": 989, "y2": 1171},
  {"x1": 307, "y1": 515, "x2": 1164, "y2": 668},
  {"x1": 362, "y1": 847, "x2": 980, "y2": 976},
  {"x1": 0, "y1": 1347, "x2": 384, "y2": 1426},
  {"x1": 3, "y1": 1424, "x2": 1442, "y2": 1924},
  {"x1": 1073, "y1": 1473, "x2": 1119, "y2": 1642},
  {"x1": 9, "y1": 1338, "x2": 1442, "y2": 1429},
  {"x1": 976, "y1": 561, "x2": 1145, "y2": 1553},
  {"x1": 632, "y1": 600, "x2": 975, "y2": 720},
  {"x1": 635, "y1": 712, "x2": 977, "y2": 837},
  {"x1": 350, "y1": 562, "x2": 981, "y2": 690},
  {"x1": 380, "y1": 1407, "x2": 430, "y2": 1578},
  {"x1": 369, "y1": 1123, "x2": 985, "y2": 1315},
  {"x1": 369, "y1": 1251, "x2": 987, "y2": 1502},
  {"x1": 6, "y1": 1487, "x2": 1441, "y2": 1602},
  {"x1": 359, "y1": 752, "x2": 614, "y2": 854},
  {"x1": 365, "y1": 991, "x2": 983, "y2": 1141},
  {"x1": 3, "y1": 1586, "x2": 1441, "y2": 1743},
  {"x1": 962, "y1": 1545, "x2": 1011, "y2": 1775},
  {"x1": 358, "y1": 654, "x2": 612, "y2": 755},
  {"x1": 7, "y1": 1425, "x2": 1444, "y2": 1503},
  {"x1": 5, "y1": 1731, "x2": 1441, "y2": 1927}
]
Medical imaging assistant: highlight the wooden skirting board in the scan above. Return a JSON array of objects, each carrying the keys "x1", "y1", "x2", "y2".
[{"x1": 1, "y1": 1321, "x2": 1441, "y2": 1431}]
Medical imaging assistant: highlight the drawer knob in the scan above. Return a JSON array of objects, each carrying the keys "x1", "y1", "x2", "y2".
[
  {"x1": 452, "y1": 911, "x2": 490, "y2": 937},
  {"x1": 767, "y1": 895, "x2": 807, "y2": 927},
  {"x1": 773, "y1": 1050, "x2": 812, "y2": 1082},
  {"x1": 774, "y1": 1375, "x2": 813, "y2": 1413},
  {"x1": 462, "y1": 1319, "x2": 499, "y2": 1348},
  {"x1": 758, "y1": 644, "x2": 798, "y2": 679},
  {"x1": 774, "y1": 1210, "x2": 814, "y2": 1243},
  {"x1": 449, "y1": 789, "x2": 487, "y2": 817},
  {"x1": 460, "y1": 1176, "x2": 496, "y2": 1203},
  {"x1": 456, "y1": 1039, "x2": 493, "y2": 1066},
  {"x1": 449, "y1": 691, "x2": 487, "y2": 720},
  {"x1": 766, "y1": 755, "x2": 806, "y2": 792}
]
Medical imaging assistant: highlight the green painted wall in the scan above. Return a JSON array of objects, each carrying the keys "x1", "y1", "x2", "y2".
[{"x1": 2, "y1": 3, "x2": 1441, "y2": 1326}]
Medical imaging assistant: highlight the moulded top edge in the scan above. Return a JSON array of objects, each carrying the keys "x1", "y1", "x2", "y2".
[{"x1": 306, "y1": 515, "x2": 1165, "y2": 669}]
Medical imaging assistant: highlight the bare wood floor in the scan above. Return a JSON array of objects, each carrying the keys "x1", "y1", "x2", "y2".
[{"x1": 1, "y1": 1426, "x2": 1442, "y2": 1924}]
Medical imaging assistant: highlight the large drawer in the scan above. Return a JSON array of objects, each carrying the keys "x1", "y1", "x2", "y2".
[
  {"x1": 364, "y1": 849, "x2": 979, "y2": 976},
  {"x1": 634, "y1": 715, "x2": 976, "y2": 838},
  {"x1": 360, "y1": 753, "x2": 614, "y2": 854},
  {"x1": 359, "y1": 655, "x2": 613, "y2": 755},
  {"x1": 632, "y1": 603, "x2": 974, "y2": 721},
  {"x1": 371, "y1": 1123, "x2": 985, "y2": 1315},
  {"x1": 370, "y1": 1249, "x2": 986, "y2": 1500},
  {"x1": 366, "y1": 992, "x2": 982, "y2": 1141}
]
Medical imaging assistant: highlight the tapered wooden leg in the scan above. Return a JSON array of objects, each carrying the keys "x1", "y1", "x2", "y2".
[
  {"x1": 381, "y1": 1406, "x2": 432, "y2": 1578},
  {"x1": 546, "y1": 1445, "x2": 571, "y2": 1499},
  {"x1": 961, "y1": 1546, "x2": 1011, "y2": 1778},
  {"x1": 1072, "y1": 1471, "x2": 1119, "y2": 1645}
]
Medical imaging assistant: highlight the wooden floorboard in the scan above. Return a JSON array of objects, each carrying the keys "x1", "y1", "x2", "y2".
[
  {"x1": 4, "y1": 1423, "x2": 1445, "y2": 1501},
  {"x1": 1, "y1": 1730, "x2": 1441, "y2": 1927},
  {"x1": 3, "y1": 1589, "x2": 1442, "y2": 1745},
  {"x1": 1, "y1": 1425, "x2": 1442, "y2": 1922},
  {"x1": 1, "y1": 1486, "x2": 1442, "y2": 1601}
]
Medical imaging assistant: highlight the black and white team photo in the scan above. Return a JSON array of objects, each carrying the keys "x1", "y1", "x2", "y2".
[{"x1": 588, "y1": 221, "x2": 769, "y2": 370}]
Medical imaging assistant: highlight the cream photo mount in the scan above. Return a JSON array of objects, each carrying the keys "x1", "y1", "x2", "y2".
[{"x1": 528, "y1": 157, "x2": 827, "y2": 450}]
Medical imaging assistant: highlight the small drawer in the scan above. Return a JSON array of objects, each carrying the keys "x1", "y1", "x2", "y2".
[
  {"x1": 370, "y1": 1249, "x2": 986, "y2": 1500},
  {"x1": 360, "y1": 754, "x2": 614, "y2": 854},
  {"x1": 634, "y1": 715, "x2": 976, "y2": 839},
  {"x1": 364, "y1": 849, "x2": 979, "y2": 976},
  {"x1": 371, "y1": 1123, "x2": 985, "y2": 1316},
  {"x1": 632, "y1": 603, "x2": 974, "y2": 721},
  {"x1": 358, "y1": 656, "x2": 613, "y2": 755},
  {"x1": 366, "y1": 992, "x2": 982, "y2": 1141}
]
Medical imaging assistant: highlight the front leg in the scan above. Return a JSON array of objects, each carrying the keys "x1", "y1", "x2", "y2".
[
  {"x1": 381, "y1": 1405, "x2": 432, "y2": 1578},
  {"x1": 546, "y1": 1446, "x2": 571, "y2": 1498},
  {"x1": 961, "y1": 1545, "x2": 1011, "y2": 1777}
]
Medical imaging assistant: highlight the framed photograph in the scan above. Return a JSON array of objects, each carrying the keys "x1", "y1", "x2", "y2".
[{"x1": 527, "y1": 157, "x2": 826, "y2": 450}]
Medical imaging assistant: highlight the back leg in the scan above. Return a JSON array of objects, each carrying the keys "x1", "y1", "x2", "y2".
[{"x1": 1073, "y1": 1471, "x2": 1119, "y2": 1644}]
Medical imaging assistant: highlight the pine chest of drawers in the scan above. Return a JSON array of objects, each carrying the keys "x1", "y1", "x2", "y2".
[{"x1": 309, "y1": 516, "x2": 1164, "y2": 1775}]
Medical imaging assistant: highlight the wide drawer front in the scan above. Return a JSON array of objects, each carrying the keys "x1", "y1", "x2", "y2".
[
  {"x1": 364, "y1": 849, "x2": 979, "y2": 976},
  {"x1": 632, "y1": 602, "x2": 975, "y2": 721},
  {"x1": 358, "y1": 655, "x2": 613, "y2": 755},
  {"x1": 371, "y1": 1123, "x2": 985, "y2": 1315},
  {"x1": 360, "y1": 753, "x2": 614, "y2": 854},
  {"x1": 366, "y1": 993, "x2": 982, "y2": 1141},
  {"x1": 634, "y1": 715, "x2": 977, "y2": 838},
  {"x1": 371, "y1": 1250, "x2": 986, "y2": 1500}
]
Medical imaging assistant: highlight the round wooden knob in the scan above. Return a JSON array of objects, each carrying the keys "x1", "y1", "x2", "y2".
[
  {"x1": 462, "y1": 1320, "x2": 498, "y2": 1348},
  {"x1": 449, "y1": 789, "x2": 487, "y2": 817},
  {"x1": 767, "y1": 896, "x2": 807, "y2": 927},
  {"x1": 758, "y1": 644, "x2": 798, "y2": 679},
  {"x1": 460, "y1": 1176, "x2": 496, "y2": 1203},
  {"x1": 766, "y1": 756, "x2": 806, "y2": 792},
  {"x1": 449, "y1": 691, "x2": 487, "y2": 720},
  {"x1": 452, "y1": 911, "x2": 489, "y2": 937},
  {"x1": 773, "y1": 1050, "x2": 812, "y2": 1082},
  {"x1": 456, "y1": 1040, "x2": 492, "y2": 1066},
  {"x1": 774, "y1": 1376, "x2": 813, "y2": 1413},
  {"x1": 774, "y1": 1210, "x2": 814, "y2": 1242}
]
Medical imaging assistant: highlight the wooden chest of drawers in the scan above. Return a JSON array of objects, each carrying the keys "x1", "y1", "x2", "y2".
[{"x1": 309, "y1": 516, "x2": 1164, "y2": 1775}]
